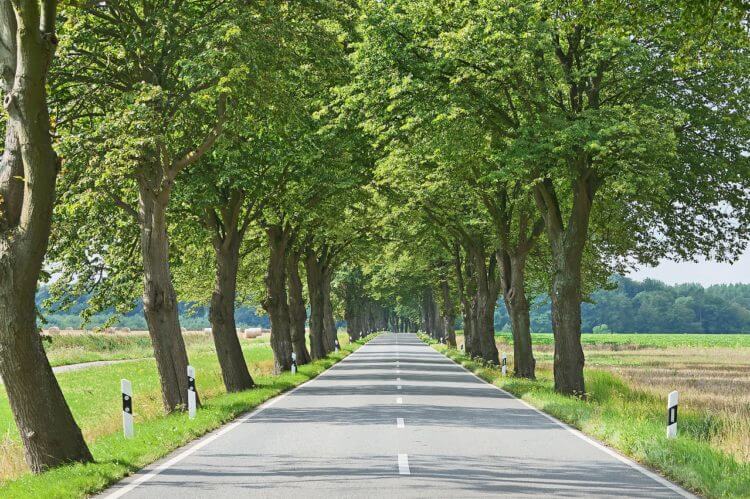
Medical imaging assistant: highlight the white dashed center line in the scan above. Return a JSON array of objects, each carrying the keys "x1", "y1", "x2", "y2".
[
  {"x1": 397, "y1": 385, "x2": 402, "y2": 390},
  {"x1": 397, "y1": 418, "x2": 405, "y2": 428},
  {"x1": 398, "y1": 454, "x2": 410, "y2": 475}
]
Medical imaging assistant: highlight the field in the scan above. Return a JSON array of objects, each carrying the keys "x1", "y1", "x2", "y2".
[
  {"x1": 40, "y1": 330, "x2": 239, "y2": 367},
  {"x1": 450, "y1": 332, "x2": 750, "y2": 497},
  {"x1": 0, "y1": 332, "x2": 365, "y2": 498}
]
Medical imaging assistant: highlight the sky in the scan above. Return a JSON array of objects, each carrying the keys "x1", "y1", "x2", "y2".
[{"x1": 627, "y1": 250, "x2": 750, "y2": 286}]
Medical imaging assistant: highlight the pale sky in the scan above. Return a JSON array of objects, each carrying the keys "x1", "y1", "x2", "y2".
[{"x1": 627, "y1": 251, "x2": 750, "y2": 286}]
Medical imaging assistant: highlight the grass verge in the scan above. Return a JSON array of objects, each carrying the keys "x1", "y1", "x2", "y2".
[
  {"x1": 421, "y1": 334, "x2": 750, "y2": 498},
  {"x1": 0, "y1": 333, "x2": 377, "y2": 499}
]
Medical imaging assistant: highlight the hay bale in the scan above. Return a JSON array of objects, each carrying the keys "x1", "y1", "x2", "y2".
[
  {"x1": 203, "y1": 327, "x2": 212, "y2": 335},
  {"x1": 47, "y1": 326, "x2": 60, "y2": 335},
  {"x1": 104, "y1": 327, "x2": 116, "y2": 334},
  {"x1": 243, "y1": 327, "x2": 264, "y2": 339},
  {"x1": 118, "y1": 327, "x2": 131, "y2": 334}
]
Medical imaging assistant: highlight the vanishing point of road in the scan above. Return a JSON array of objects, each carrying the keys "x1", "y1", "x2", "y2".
[{"x1": 103, "y1": 333, "x2": 693, "y2": 498}]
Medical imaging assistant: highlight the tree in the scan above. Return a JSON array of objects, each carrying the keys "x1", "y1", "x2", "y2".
[
  {"x1": 50, "y1": 1, "x2": 248, "y2": 410},
  {"x1": 352, "y1": 0, "x2": 750, "y2": 395},
  {"x1": 0, "y1": 0, "x2": 92, "y2": 471}
]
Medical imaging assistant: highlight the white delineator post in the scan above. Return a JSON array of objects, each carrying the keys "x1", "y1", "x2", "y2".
[
  {"x1": 667, "y1": 390, "x2": 679, "y2": 438},
  {"x1": 501, "y1": 353, "x2": 507, "y2": 376},
  {"x1": 187, "y1": 366, "x2": 197, "y2": 420},
  {"x1": 121, "y1": 379, "x2": 134, "y2": 438},
  {"x1": 291, "y1": 352, "x2": 297, "y2": 374}
]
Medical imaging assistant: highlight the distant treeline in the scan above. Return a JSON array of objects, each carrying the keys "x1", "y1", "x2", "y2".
[
  {"x1": 36, "y1": 288, "x2": 270, "y2": 330},
  {"x1": 495, "y1": 276, "x2": 750, "y2": 334},
  {"x1": 39, "y1": 275, "x2": 750, "y2": 333}
]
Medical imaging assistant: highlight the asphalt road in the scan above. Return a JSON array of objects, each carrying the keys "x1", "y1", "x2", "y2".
[{"x1": 103, "y1": 333, "x2": 692, "y2": 498}]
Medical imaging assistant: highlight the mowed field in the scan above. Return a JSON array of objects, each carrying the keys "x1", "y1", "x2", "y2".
[{"x1": 460, "y1": 332, "x2": 750, "y2": 463}]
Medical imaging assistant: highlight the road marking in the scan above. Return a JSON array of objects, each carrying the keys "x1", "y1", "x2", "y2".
[
  {"x1": 398, "y1": 454, "x2": 410, "y2": 475},
  {"x1": 397, "y1": 417, "x2": 405, "y2": 428},
  {"x1": 396, "y1": 368, "x2": 400, "y2": 373},
  {"x1": 397, "y1": 385, "x2": 402, "y2": 390},
  {"x1": 396, "y1": 397, "x2": 402, "y2": 404},
  {"x1": 396, "y1": 377, "x2": 401, "y2": 381}
]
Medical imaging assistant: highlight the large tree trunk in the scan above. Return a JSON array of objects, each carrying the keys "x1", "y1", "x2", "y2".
[
  {"x1": 0, "y1": 2, "x2": 93, "y2": 471},
  {"x1": 432, "y1": 294, "x2": 445, "y2": 341},
  {"x1": 500, "y1": 251, "x2": 536, "y2": 379},
  {"x1": 210, "y1": 232, "x2": 254, "y2": 392},
  {"x1": 322, "y1": 268, "x2": 338, "y2": 350},
  {"x1": 534, "y1": 177, "x2": 597, "y2": 396},
  {"x1": 470, "y1": 247, "x2": 500, "y2": 364},
  {"x1": 287, "y1": 249, "x2": 311, "y2": 364},
  {"x1": 454, "y1": 247, "x2": 476, "y2": 355},
  {"x1": 263, "y1": 224, "x2": 294, "y2": 372},
  {"x1": 440, "y1": 278, "x2": 457, "y2": 347},
  {"x1": 550, "y1": 253, "x2": 585, "y2": 395},
  {"x1": 304, "y1": 249, "x2": 327, "y2": 359},
  {"x1": 138, "y1": 187, "x2": 194, "y2": 411}
]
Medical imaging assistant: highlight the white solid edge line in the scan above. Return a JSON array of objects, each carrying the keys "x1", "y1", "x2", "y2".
[
  {"x1": 429, "y1": 342, "x2": 696, "y2": 499},
  {"x1": 103, "y1": 338, "x2": 373, "y2": 499},
  {"x1": 396, "y1": 397, "x2": 403, "y2": 404},
  {"x1": 398, "y1": 453, "x2": 410, "y2": 475}
]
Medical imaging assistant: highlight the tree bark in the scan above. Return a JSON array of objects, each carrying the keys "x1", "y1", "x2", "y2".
[
  {"x1": 287, "y1": 249, "x2": 311, "y2": 364},
  {"x1": 209, "y1": 216, "x2": 254, "y2": 392},
  {"x1": 470, "y1": 246, "x2": 500, "y2": 364},
  {"x1": 499, "y1": 251, "x2": 535, "y2": 379},
  {"x1": 0, "y1": 0, "x2": 93, "y2": 471},
  {"x1": 454, "y1": 247, "x2": 477, "y2": 355},
  {"x1": 534, "y1": 176, "x2": 598, "y2": 396},
  {"x1": 304, "y1": 249, "x2": 327, "y2": 359},
  {"x1": 138, "y1": 186, "x2": 194, "y2": 411},
  {"x1": 322, "y1": 268, "x2": 338, "y2": 350},
  {"x1": 263, "y1": 224, "x2": 294, "y2": 372},
  {"x1": 440, "y1": 278, "x2": 457, "y2": 347}
]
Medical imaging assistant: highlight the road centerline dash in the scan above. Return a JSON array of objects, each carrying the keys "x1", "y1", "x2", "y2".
[{"x1": 398, "y1": 454, "x2": 410, "y2": 475}]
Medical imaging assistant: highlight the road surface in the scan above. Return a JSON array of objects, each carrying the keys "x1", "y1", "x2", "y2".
[{"x1": 103, "y1": 333, "x2": 692, "y2": 498}]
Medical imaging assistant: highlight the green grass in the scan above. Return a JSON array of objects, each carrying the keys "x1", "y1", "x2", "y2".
[
  {"x1": 0, "y1": 333, "x2": 376, "y2": 498},
  {"x1": 456, "y1": 330, "x2": 750, "y2": 349},
  {"x1": 423, "y1": 335, "x2": 750, "y2": 498},
  {"x1": 41, "y1": 333, "x2": 224, "y2": 367}
]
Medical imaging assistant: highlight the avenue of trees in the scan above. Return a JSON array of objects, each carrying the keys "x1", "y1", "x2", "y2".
[{"x1": 0, "y1": 0, "x2": 747, "y2": 477}]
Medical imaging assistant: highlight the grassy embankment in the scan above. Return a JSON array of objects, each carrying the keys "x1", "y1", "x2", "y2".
[
  {"x1": 0, "y1": 332, "x2": 373, "y2": 498},
  {"x1": 436, "y1": 333, "x2": 750, "y2": 498}
]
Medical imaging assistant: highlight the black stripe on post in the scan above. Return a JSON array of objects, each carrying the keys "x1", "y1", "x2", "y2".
[
  {"x1": 122, "y1": 393, "x2": 132, "y2": 414},
  {"x1": 188, "y1": 375, "x2": 196, "y2": 392},
  {"x1": 667, "y1": 405, "x2": 678, "y2": 425}
]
